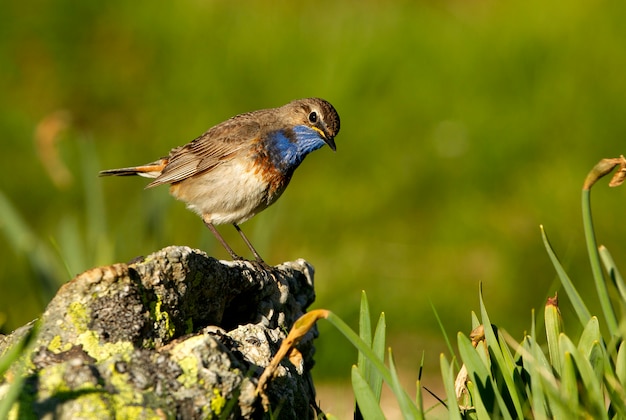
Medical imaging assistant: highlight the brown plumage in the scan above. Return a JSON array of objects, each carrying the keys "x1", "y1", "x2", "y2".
[{"x1": 100, "y1": 98, "x2": 340, "y2": 264}]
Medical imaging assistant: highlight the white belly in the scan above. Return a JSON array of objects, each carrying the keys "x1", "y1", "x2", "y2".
[{"x1": 169, "y1": 161, "x2": 275, "y2": 225}]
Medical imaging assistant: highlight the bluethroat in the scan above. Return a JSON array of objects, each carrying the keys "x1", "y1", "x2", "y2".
[{"x1": 100, "y1": 98, "x2": 340, "y2": 263}]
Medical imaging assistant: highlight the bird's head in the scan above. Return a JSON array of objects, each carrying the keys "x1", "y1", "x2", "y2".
[{"x1": 285, "y1": 98, "x2": 340, "y2": 151}]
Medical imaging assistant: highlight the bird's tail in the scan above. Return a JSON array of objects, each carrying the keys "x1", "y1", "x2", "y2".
[{"x1": 99, "y1": 159, "x2": 168, "y2": 179}]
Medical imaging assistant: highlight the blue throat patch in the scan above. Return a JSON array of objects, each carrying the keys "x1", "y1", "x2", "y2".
[{"x1": 269, "y1": 125, "x2": 326, "y2": 170}]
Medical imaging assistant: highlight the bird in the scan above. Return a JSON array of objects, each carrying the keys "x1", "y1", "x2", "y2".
[{"x1": 100, "y1": 97, "x2": 340, "y2": 264}]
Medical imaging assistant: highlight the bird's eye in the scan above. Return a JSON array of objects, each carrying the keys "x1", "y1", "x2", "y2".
[{"x1": 308, "y1": 111, "x2": 318, "y2": 124}]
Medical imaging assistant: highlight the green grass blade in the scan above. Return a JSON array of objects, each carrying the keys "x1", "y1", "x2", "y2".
[
  {"x1": 479, "y1": 286, "x2": 524, "y2": 418},
  {"x1": 440, "y1": 353, "x2": 462, "y2": 420},
  {"x1": 457, "y1": 332, "x2": 498, "y2": 417},
  {"x1": 358, "y1": 291, "x2": 373, "y2": 383},
  {"x1": 526, "y1": 306, "x2": 552, "y2": 417},
  {"x1": 599, "y1": 245, "x2": 626, "y2": 303},
  {"x1": 351, "y1": 365, "x2": 386, "y2": 420},
  {"x1": 524, "y1": 336, "x2": 549, "y2": 419},
  {"x1": 540, "y1": 225, "x2": 592, "y2": 326},
  {"x1": 388, "y1": 349, "x2": 423, "y2": 420},
  {"x1": 325, "y1": 312, "x2": 388, "y2": 383},
  {"x1": 465, "y1": 380, "x2": 491, "y2": 420},
  {"x1": 325, "y1": 312, "x2": 421, "y2": 419},
  {"x1": 457, "y1": 332, "x2": 491, "y2": 383},
  {"x1": 415, "y1": 352, "x2": 425, "y2": 413},
  {"x1": 370, "y1": 312, "x2": 386, "y2": 401},
  {"x1": 0, "y1": 323, "x2": 37, "y2": 376},
  {"x1": 355, "y1": 291, "x2": 385, "y2": 414},
  {"x1": 577, "y1": 317, "x2": 601, "y2": 356},
  {"x1": 582, "y1": 189, "x2": 618, "y2": 334},
  {"x1": 559, "y1": 334, "x2": 606, "y2": 419},
  {"x1": 431, "y1": 301, "x2": 458, "y2": 370},
  {"x1": 560, "y1": 352, "x2": 580, "y2": 417},
  {"x1": 0, "y1": 322, "x2": 39, "y2": 419},
  {"x1": 587, "y1": 342, "x2": 604, "y2": 384},
  {"x1": 471, "y1": 311, "x2": 480, "y2": 330},
  {"x1": 603, "y1": 368, "x2": 626, "y2": 418},
  {"x1": 530, "y1": 307, "x2": 535, "y2": 338},
  {"x1": 355, "y1": 292, "x2": 385, "y2": 408},
  {"x1": 498, "y1": 332, "x2": 528, "y2": 413},
  {"x1": 0, "y1": 361, "x2": 27, "y2": 419},
  {"x1": 616, "y1": 342, "x2": 626, "y2": 387},
  {"x1": 544, "y1": 296, "x2": 562, "y2": 375},
  {"x1": 514, "y1": 334, "x2": 570, "y2": 418}
]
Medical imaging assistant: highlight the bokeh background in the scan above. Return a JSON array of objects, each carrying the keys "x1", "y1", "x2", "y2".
[{"x1": 2, "y1": 0, "x2": 626, "y2": 415}]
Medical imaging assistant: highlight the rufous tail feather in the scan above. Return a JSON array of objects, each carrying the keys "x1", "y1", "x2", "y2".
[{"x1": 99, "y1": 159, "x2": 167, "y2": 179}]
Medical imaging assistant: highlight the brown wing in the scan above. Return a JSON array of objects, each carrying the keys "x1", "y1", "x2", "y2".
[{"x1": 146, "y1": 112, "x2": 263, "y2": 188}]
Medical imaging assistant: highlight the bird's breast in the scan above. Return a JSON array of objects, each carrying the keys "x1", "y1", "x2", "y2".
[
  {"x1": 169, "y1": 156, "x2": 285, "y2": 225},
  {"x1": 249, "y1": 143, "x2": 292, "y2": 201}
]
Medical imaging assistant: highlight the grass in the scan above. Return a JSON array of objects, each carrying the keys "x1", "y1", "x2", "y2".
[{"x1": 328, "y1": 156, "x2": 626, "y2": 417}]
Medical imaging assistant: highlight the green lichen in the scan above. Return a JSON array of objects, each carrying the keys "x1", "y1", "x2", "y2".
[
  {"x1": 71, "y1": 393, "x2": 112, "y2": 418},
  {"x1": 170, "y1": 336, "x2": 210, "y2": 390},
  {"x1": 175, "y1": 355, "x2": 199, "y2": 388},
  {"x1": 67, "y1": 301, "x2": 90, "y2": 333},
  {"x1": 38, "y1": 363, "x2": 71, "y2": 394},
  {"x1": 46, "y1": 335, "x2": 72, "y2": 355},
  {"x1": 114, "y1": 405, "x2": 164, "y2": 419},
  {"x1": 76, "y1": 330, "x2": 134, "y2": 362},
  {"x1": 47, "y1": 335, "x2": 62, "y2": 352},
  {"x1": 210, "y1": 388, "x2": 226, "y2": 415},
  {"x1": 108, "y1": 363, "x2": 142, "y2": 405},
  {"x1": 150, "y1": 299, "x2": 175, "y2": 339}
]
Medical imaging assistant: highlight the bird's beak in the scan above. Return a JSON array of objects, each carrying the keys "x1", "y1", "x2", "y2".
[
  {"x1": 313, "y1": 126, "x2": 337, "y2": 151},
  {"x1": 324, "y1": 136, "x2": 337, "y2": 152}
]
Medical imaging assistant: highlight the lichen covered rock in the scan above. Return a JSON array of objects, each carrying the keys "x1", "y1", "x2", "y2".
[{"x1": 0, "y1": 246, "x2": 320, "y2": 419}]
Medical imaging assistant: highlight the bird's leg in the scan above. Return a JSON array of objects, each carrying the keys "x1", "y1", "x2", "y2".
[
  {"x1": 232, "y1": 223, "x2": 266, "y2": 264},
  {"x1": 202, "y1": 217, "x2": 242, "y2": 260}
]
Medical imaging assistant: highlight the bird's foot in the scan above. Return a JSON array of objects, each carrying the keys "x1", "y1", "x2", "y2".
[
  {"x1": 247, "y1": 258, "x2": 273, "y2": 272},
  {"x1": 230, "y1": 255, "x2": 273, "y2": 272}
]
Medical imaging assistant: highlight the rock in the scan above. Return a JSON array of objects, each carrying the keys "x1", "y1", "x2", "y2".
[{"x1": 0, "y1": 246, "x2": 321, "y2": 419}]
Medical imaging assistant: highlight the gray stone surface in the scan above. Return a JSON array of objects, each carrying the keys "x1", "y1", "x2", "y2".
[{"x1": 0, "y1": 246, "x2": 320, "y2": 419}]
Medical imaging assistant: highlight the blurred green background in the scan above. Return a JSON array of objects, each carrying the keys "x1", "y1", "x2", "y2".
[{"x1": 2, "y1": 0, "x2": 626, "y2": 412}]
